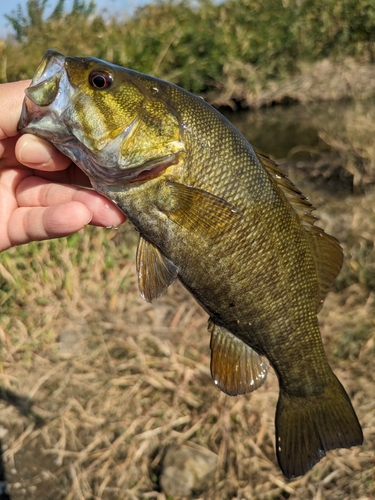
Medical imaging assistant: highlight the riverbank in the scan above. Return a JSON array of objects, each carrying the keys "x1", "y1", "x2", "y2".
[{"x1": 209, "y1": 58, "x2": 375, "y2": 109}]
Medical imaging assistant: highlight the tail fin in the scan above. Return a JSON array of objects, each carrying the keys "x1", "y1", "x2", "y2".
[{"x1": 275, "y1": 374, "x2": 363, "y2": 479}]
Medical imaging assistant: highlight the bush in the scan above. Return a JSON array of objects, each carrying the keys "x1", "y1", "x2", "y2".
[{"x1": 3, "y1": 0, "x2": 375, "y2": 89}]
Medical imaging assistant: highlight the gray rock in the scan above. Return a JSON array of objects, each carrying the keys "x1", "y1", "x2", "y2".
[
  {"x1": 58, "y1": 322, "x2": 88, "y2": 358},
  {"x1": 160, "y1": 443, "x2": 218, "y2": 497}
]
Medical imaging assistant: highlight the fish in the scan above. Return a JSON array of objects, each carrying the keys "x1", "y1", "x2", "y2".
[{"x1": 18, "y1": 49, "x2": 363, "y2": 479}]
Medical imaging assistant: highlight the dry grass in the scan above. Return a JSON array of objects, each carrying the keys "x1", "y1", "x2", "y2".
[{"x1": 1, "y1": 190, "x2": 375, "y2": 499}]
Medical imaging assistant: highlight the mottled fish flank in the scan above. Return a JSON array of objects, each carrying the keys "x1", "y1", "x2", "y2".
[{"x1": 19, "y1": 50, "x2": 363, "y2": 479}]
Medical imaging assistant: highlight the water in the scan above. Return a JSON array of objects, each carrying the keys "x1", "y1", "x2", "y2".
[
  {"x1": 223, "y1": 101, "x2": 339, "y2": 160},
  {"x1": 223, "y1": 99, "x2": 375, "y2": 200}
]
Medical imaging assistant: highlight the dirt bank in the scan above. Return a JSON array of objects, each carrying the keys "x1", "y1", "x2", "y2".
[{"x1": 209, "y1": 58, "x2": 375, "y2": 109}]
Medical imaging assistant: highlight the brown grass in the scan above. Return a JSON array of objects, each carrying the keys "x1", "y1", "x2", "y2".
[{"x1": 1, "y1": 187, "x2": 375, "y2": 499}]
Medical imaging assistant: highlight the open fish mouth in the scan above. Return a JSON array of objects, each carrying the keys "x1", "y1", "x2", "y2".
[{"x1": 18, "y1": 49, "x2": 79, "y2": 159}]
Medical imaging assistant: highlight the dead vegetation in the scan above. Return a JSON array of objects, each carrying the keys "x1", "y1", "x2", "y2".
[{"x1": 1, "y1": 188, "x2": 375, "y2": 499}]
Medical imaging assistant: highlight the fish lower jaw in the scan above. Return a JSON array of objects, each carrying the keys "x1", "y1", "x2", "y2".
[
  {"x1": 90, "y1": 153, "x2": 180, "y2": 187},
  {"x1": 74, "y1": 153, "x2": 179, "y2": 194}
]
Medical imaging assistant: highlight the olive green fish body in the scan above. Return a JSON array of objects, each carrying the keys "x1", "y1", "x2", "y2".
[
  {"x1": 19, "y1": 50, "x2": 363, "y2": 479},
  {"x1": 102, "y1": 93, "x2": 326, "y2": 389}
]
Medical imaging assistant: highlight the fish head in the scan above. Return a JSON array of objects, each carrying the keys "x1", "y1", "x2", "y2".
[{"x1": 19, "y1": 50, "x2": 184, "y2": 187}]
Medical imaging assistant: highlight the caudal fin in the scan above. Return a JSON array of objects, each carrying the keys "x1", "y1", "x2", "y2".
[{"x1": 275, "y1": 374, "x2": 363, "y2": 479}]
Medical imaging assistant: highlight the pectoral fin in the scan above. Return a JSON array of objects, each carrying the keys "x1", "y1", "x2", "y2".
[
  {"x1": 209, "y1": 320, "x2": 268, "y2": 396},
  {"x1": 162, "y1": 181, "x2": 242, "y2": 235},
  {"x1": 136, "y1": 234, "x2": 178, "y2": 302}
]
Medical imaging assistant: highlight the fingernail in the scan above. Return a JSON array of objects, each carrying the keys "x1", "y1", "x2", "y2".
[
  {"x1": 85, "y1": 211, "x2": 93, "y2": 225},
  {"x1": 18, "y1": 138, "x2": 54, "y2": 166}
]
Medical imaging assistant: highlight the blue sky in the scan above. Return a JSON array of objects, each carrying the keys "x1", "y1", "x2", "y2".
[{"x1": 0, "y1": 0, "x2": 150, "y2": 37}]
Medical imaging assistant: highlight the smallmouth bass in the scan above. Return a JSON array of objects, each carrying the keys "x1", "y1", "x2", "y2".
[{"x1": 18, "y1": 50, "x2": 363, "y2": 479}]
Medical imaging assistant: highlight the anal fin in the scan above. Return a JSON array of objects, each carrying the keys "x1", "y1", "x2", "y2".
[
  {"x1": 136, "y1": 234, "x2": 178, "y2": 303},
  {"x1": 209, "y1": 320, "x2": 268, "y2": 396}
]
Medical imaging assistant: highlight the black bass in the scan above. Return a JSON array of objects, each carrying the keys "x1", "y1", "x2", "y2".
[{"x1": 18, "y1": 50, "x2": 363, "y2": 479}]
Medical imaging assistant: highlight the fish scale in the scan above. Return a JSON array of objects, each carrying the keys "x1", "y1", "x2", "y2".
[{"x1": 19, "y1": 49, "x2": 363, "y2": 479}]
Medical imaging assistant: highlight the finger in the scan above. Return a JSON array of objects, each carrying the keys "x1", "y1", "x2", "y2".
[
  {"x1": 0, "y1": 81, "x2": 30, "y2": 140},
  {"x1": 0, "y1": 167, "x2": 31, "y2": 229},
  {"x1": 16, "y1": 176, "x2": 126, "y2": 227},
  {"x1": 6, "y1": 202, "x2": 93, "y2": 249},
  {"x1": 0, "y1": 135, "x2": 24, "y2": 168},
  {"x1": 16, "y1": 134, "x2": 71, "y2": 171},
  {"x1": 34, "y1": 162, "x2": 93, "y2": 188},
  {"x1": 16, "y1": 135, "x2": 93, "y2": 187}
]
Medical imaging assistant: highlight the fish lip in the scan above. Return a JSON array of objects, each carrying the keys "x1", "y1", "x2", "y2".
[{"x1": 30, "y1": 49, "x2": 65, "y2": 87}]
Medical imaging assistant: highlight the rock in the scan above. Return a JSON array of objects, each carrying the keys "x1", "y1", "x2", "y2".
[
  {"x1": 160, "y1": 443, "x2": 218, "y2": 497},
  {"x1": 58, "y1": 322, "x2": 88, "y2": 358}
]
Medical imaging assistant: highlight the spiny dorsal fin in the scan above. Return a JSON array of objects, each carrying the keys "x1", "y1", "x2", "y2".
[
  {"x1": 209, "y1": 320, "x2": 268, "y2": 396},
  {"x1": 255, "y1": 149, "x2": 343, "y2": 309},
  {"x1": 254, "y1": 148, "x2": 318, "y2": 227},
  {"x1": 136, "y1": 234, "x2": 178, "y2": 303}
]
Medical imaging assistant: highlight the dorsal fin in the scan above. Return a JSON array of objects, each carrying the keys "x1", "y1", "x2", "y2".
[
  {"x1": 308, "y1": 227, "x2": 343, "y2": 310},
  {"x1": 255, "y1": 148, "x2": 318, "y2": 227},
  {"x1": 255, "y1": 149, "x2": 343, "y2": 309}
]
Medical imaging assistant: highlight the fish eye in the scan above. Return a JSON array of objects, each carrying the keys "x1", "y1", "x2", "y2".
[{"x1": 89, "y1": 71, "x2": 113, "y2": 89}]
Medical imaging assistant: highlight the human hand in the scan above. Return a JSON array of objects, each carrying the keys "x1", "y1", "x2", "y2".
[{"x1": 0, "y1": 81, "x2": 126, "y2": 252}]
